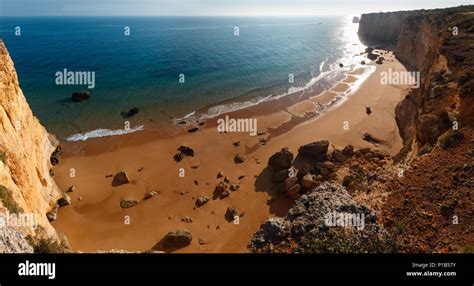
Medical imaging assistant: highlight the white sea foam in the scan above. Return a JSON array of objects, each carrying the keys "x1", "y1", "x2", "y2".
[
  {"x1": 65, "y1": 125, "x2": 144, "y2": 141},
  {"x1": 181, "y1": 110, "x2": 196, "y2": 119}
]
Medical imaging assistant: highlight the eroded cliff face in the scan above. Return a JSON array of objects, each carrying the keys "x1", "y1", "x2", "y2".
[
  {"x1": 0, "y1": 40, "x2": 63, "y2": 252},
  {"x1": 358, "y1": 6, "x2": 474, "y2": 158}
]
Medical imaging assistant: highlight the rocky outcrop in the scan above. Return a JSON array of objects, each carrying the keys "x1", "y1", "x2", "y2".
[
  {"x1": 0, "y1": 40, "x2": 63, "y2": 252},
  {"x1": 249, "y1": 182, "x2": 393, "y2": 253},
  {"x1": 0, "y1": 225, "x2": 34, "y2": 253}
]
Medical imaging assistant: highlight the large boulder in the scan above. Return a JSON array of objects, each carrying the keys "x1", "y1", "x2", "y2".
[
  {"x1": 298, "y1": 140, "x2": 329, "y2": 162},
  {"x1": 268, "y1": 148, "x2": 294, "y2": 171},
  {"x1": 155, "y1": 229, "x2": 193, "y2": 252},
  {"x1": 121, "y1": 107, "x2": 139, "y2": 118}
]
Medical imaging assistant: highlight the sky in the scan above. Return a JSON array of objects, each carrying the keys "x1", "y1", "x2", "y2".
[{"x1": 0, "y1": 0, "x2": 472, "y2": 16}]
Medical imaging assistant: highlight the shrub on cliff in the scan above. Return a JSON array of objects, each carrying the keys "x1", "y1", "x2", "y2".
[{"x1": 26, "y1": 227, "x2": 72, "y2": 253}]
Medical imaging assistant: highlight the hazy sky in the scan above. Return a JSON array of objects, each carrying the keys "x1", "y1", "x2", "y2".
[{"x1": 1, "y1": 0, "x2": 472, "y2": 16}]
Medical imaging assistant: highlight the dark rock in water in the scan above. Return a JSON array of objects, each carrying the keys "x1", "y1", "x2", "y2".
[
  {"x1": 187, "y1": 127, "x2": 199, "y2": 133},
  {"x1": 155, "y1": 229, "x2": 193, "y2": 252},
  {"x1": 361, "y1": 60, "x2": 366, "y2": 65},
  {"x1": 120, "y1": 199, "x2": 139, "y2": 209},
  {"x1": 121, "y1": 107, "x2": 139, "y2": 118},
  {"x1": 268, "y1": 147, "x2": 293, "y2": 172},
  {"x1": 352, "y1": 16, "x2": 360, "y2": 23},
  {"x1": 72, "y1": 91, "x2": 90, "y2": 102},
  {"x1": 376, "y1": 58, "x2": 384, "y2": 65},
  {"x1": 50, "y1": 146, "x2": 62, "y2": 166},
  {"x1": 112, "y1": 171, "x2": 131, "y2": 186},
  {"x1": 366, "y1": 107, "x2": 372, "y2": 115},
  {"x1": 298, "y1": 140, "x2": 329, "y2": 162},
  {"x1": 234, "y1": 154, "x2": 246, "y2": 164},
  {"x1": 365, "y1": 47, "x2": 374, "y2": 54},
  {"x1": 339, "y1": 63, "x2": 344, "y2": 68},
  {"x1": 225, "y1": 207, "x2": 238, "y2": 222},
  {"x1": 177, "y1": 146, "x2": 195, "y2": 157}
]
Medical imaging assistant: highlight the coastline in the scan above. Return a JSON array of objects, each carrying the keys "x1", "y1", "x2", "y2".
[{"x1": 51, "y1": 49, "x2": 412, "y2": 253}]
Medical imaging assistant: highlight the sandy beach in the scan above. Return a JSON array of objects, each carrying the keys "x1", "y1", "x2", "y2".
[{"x1": 52, "y1": 50, "x2": 412, "y2": 253}]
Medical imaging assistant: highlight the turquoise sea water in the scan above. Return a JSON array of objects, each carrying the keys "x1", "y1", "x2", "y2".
[{"x1": 0, "y1": 16, "x2": 362, "y2": 139}]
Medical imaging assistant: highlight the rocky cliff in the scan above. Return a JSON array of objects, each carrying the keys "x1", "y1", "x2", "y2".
[
  {"x1": 0, "y1": 40, "x2": 64, "y2": 252},
  {"x1": 359, "y1": 6, "x2": 474, "y2": 158},
  {"x1": 356, "y1": 6, "x2": 473, "y2": 252}
]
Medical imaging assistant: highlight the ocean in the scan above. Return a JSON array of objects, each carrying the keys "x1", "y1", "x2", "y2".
[{"x1": 0, "y1": 16, "x2": 364, "y2": 140}]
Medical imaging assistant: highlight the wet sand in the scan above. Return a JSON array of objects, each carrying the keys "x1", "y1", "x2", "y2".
[{"x1": 52, "y1": 51, "x2": 411, "y2": 253}]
